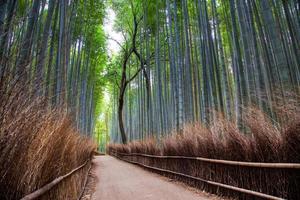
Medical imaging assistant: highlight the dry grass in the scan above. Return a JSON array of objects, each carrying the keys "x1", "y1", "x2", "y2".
[
  {"x1": 108, "y1": 105, "x2": 300, "y2": 199},
  {"x1": 0, "y1": 80, "x2": 97, "y2": 199}
]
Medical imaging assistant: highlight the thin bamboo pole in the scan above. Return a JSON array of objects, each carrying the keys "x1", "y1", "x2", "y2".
[{"x1": 113, "y1": 151, "x2": 300, "y2": 169}]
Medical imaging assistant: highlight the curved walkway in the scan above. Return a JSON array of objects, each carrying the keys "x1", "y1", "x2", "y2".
[{"x1": 91, "y1": 156, "x2": 219, "y2": 200}]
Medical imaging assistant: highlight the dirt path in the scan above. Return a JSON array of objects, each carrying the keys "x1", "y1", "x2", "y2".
[{"x1": 91, "y1": 156, "x2": 217, "y2": 200}]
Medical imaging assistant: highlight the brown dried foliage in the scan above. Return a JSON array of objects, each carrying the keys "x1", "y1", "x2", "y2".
[{"x1": 0, "y1": 81, "x2": 97, "y2": 200}]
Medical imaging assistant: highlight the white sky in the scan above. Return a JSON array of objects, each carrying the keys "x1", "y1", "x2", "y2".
[{"x1": 104, "y1": 8, "x2": 123, "y2": 56}]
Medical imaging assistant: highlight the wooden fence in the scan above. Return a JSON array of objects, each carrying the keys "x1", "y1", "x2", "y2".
[{"x1": 111, "y1": 151, "x2": 300, "y2": 200}]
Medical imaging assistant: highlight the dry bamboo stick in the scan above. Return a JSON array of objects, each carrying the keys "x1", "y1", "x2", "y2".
[{"x1": 77, "y1": 161, "x2": 93, "y2": 200}]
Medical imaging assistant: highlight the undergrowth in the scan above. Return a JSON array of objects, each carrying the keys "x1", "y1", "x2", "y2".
[{"x1": 0, "y1": 82, "x2": 96, "y2": 199}]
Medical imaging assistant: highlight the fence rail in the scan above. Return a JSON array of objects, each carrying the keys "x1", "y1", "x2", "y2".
[
  {"x1": 114, "y1": 151, "x2": 300, "y2": 169},
  {"x1": 20, "y1": 158, "x2": 92, "y2": 200}
]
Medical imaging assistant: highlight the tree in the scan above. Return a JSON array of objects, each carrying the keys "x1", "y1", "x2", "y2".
[{"x1": 108, "y1": 0, "x2": 300, "y2": 143}]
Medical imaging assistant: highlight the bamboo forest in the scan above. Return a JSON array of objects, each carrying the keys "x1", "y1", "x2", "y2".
[{"x1": 0, "y1": 0, "x2": 299, "y2": 200}]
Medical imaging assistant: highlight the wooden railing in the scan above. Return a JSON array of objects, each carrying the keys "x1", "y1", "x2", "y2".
[
  {"x1": 114, "y1": 151, "x2": 300, "y2": 169},
  {"x1": 20, "y1": 158, "x2": 93, "y2": 200}
]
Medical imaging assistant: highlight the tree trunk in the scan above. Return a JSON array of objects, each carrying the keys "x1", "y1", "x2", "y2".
[
  {"x1": 118, "y1": 84, "x2": 127, "y2": 144},
  {"x1": 36, "y1": 0, "x2": 56, "y2": 94}
]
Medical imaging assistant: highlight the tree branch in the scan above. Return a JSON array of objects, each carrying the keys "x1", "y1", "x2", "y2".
[
  {"x1": 126, "y1": 67, "x2": 142, "y2": 85},
  {"x1": 105, "y1": 36, "x2": 126, "y2": 52}
]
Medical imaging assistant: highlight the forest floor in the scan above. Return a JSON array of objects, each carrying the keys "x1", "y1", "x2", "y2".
[{"x1": 91, "y1": 156, "x2": 222, "y2": 200}]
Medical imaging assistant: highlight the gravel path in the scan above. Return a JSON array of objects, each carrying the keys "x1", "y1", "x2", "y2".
[{"x1": 91, "y1": 156, "x2": 217, "y2": 200}]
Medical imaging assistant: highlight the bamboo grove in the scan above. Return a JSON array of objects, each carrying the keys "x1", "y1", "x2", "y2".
[
  {"x1": 0, "y1": 0, "x2": 106, "y2": 135},
  {"x1": 108, "y1": 0, "x2": 300, "y2": 143}
]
